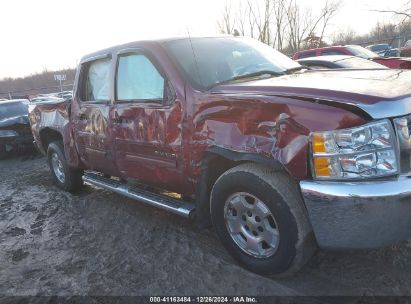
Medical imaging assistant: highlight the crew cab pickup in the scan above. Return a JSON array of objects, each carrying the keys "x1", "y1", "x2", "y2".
[{"x1": 29, "y1": 37, "x2": 411, "y2": 276}]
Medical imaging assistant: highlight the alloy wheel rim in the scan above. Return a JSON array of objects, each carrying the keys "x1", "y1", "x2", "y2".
[
  {"x1": 51, "y1": 153, "x2": 65, "y2": 183},
  {"x1": 224, "y1": 192, "x2": 280, "y2": 259}
]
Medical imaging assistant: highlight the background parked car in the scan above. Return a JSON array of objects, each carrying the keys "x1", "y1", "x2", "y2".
[
  {"x1": 385, "y1": 48, "x2": 401, "y2": 57},
  {"x1": 366, "y1": 43, "x2": 399, "y2": 57},
  {"x1": 30, "y1": 96, "x2": 65, "y2": 103},
  {"x1": 0, "y1": 99, "x2": 33, "y2": 158},
  {"x1": 400, "y1": 40, "x2": 411, "y2": 57},
  {"x1": 55, "y1": 91, "x2": 73, "y2": 101},
  {"x1": 293, "y1": 45, "x2": 411, "y2": 69},
  {"x1": 297, "y1": 55, "x2": 389, "y2": 70}
]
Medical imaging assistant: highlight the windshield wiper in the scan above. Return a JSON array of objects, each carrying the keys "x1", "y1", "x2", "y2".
[{"x1": 209, "y1": 70, "x2": 282, "y2": 89}]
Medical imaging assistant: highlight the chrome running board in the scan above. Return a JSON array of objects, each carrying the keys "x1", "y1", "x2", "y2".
[{"x1": 83, "y1": 173, "x2": 195, "y2": 218}]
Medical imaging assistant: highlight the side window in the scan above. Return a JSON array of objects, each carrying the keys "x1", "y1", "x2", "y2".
[
  {"x1": 321, "y1": 50, "x2": 345, "y2": 56},
  {"x1": 116, "y1": 54, "x2": 165, "y2": 103},
  {"x1": 307, "y1": 65, "x2": 331, "y2": 70},
  {"x1": 81, "y1": 58, "x2": 111, "y2": 102},
  {"x1": 299, "y1": 51, "x2": 316, "y2": 59}
]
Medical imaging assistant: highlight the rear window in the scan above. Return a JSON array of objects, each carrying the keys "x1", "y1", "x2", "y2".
[
  {"x1": 321, "y1": 50, "x2": 345, "y2": 56},
  {"x1": 298, "y1": 51, "x2": 316, "y2": 59},
  {"x1": 346, "y1": 46, "x2": 380, "y2": 59},
  {"x1": 0, "y1": 102, "x2": 28, "y2": 120},
  {"x1": 336, "y1": 57, "x2": 387, "y2": 69},
  {"x1": 369, "y1": 44, "x2": 389, "y2": 52}
]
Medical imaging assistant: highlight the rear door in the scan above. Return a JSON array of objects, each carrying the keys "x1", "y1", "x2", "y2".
[
  {"x1": 72, "y1": 55, "x2": 118, "y2": 175},
  {"x1": 111, "y1": 49, "x2": 184, "y2": 192}
]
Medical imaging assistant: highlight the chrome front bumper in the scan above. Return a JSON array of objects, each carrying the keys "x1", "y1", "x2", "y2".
[{"x1": 300, "y1": 177, "x2": 411, "y2": 249}]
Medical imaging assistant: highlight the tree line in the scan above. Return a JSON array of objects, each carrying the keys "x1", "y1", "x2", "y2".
[
  {"x1": 218, "y1": 0, "x2": 342, "y2": 54},
  {"x1": 218, "y1": 0, "x2": 411, "y2": 55},
  {"x1": 0, "y1": 69, "x2": 75, "y2": 99},
  {"x1": 332, "y1": 20, "x2": 411, "y2": 49}
]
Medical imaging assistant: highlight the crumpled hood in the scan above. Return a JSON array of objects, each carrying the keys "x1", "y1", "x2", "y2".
[
  {"x1": 0, "y1": 115, "x2": 29, "y2": 129},
  {"x1": 212, "y1": 69, "x2": 411, "y2": 119}
]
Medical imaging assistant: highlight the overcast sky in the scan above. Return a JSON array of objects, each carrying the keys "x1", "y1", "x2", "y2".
[{"x1": 0, "y1": 0, "x2": 405, "y2": 79}]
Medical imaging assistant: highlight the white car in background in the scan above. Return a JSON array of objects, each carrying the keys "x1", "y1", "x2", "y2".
[{"x1": 30, "y1": 96, "x2": 64, "y2": 103}]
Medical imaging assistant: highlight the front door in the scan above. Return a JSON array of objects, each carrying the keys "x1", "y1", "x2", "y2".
[
  {"x1": 111, "y1": 50, "x2": 184, "y2": 192},
  {"x1": 72, "y1": 56, "x2": 117, "y2": 175}
]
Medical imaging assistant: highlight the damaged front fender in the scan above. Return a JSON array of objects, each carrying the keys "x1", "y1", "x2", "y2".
[{"x1": 188, "y1": 93, "x2": 367, "y2": 226}]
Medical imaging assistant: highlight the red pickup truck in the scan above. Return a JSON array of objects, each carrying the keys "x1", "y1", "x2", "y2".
[{"x1": 29, "y1": 37, "x2": 411, "y2": 276}]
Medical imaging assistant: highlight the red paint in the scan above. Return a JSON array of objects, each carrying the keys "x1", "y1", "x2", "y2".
[{"x1": 32, "y1": 39, "x2": 411, "y2": 198}]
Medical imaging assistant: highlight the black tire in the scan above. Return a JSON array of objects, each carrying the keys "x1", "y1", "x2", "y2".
[
  {"x1": 210, "y1": 163, "x2": 316, "y2": 276},
  {"x1": 0, "y1": 144, "x2": 7, "y2": 159},
  {"x1": 47, "y1": 140, "x2": 83, "y2": 192}
]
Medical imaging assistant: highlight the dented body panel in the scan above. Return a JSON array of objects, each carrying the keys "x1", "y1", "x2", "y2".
[
  {"x1": 28, "y1": 37, "x2": 411, "y2": 251},
  {"x1": 30, "y1": 39, "x2": 409, "y2": 197},
  {"x1": 29, "y1": 100, "x2": 81, "y2": 167},
  {"x1": 188, "y1": 92, "x2": 365, "y2": 182}
]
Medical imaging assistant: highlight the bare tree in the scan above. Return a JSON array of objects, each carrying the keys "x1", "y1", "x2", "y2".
[
  {"x1": 246, "y1": 0, "x2": 274, "y2": 44},
  {"x1": 279, "y1": 0, "x2": 343, "y2": 52},
  {"x1": 331, "y1": 27, "x2": 357, "y2": 45},
  {"x1": 218, "y1": 1, "x2": 236, "y2": 35},
  {"x1": 272, "y1": 0, "x2": 287, "y2": 50},
  {"x1": 331, "y1": 18, "x2": 411, "y2": 50},
  {"x1": 371, "y1": 0, "x2": 411, "y2": 21},
  {"x1": 318, "y1": 0, "x2": 342, "y2": 46},
  {"x1": 284, "y1": 0, "x2": 322, "y2": 53},
  {"x1": 236, "y1": 1, "x2": 249, "y2": 36},
  {"x1": 217, "y1": 0, "x2": 342, "y2": 53}
]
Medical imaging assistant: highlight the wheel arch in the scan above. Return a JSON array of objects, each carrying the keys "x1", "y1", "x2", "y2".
[
  {"x1": 39, "y1": 127, "x2": 63, "y2": 153},
  {"x1": 194, "y1": 146, "x2": 292, "y2": 228}
]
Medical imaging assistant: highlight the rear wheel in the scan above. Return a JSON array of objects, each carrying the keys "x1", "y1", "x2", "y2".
[
  {"x1": 211, "y1": 163, "x2": 316, "y2": 276},
  {"x1": 47, "y1": 141, "x2": 83, "y2": 192}
]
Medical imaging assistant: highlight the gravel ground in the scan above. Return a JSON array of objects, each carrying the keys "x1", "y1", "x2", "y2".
[{"x1": 0, "y1": 156, "x2": 410, "y2": 300}]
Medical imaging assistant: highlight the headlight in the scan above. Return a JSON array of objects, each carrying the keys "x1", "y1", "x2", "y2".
[
  {"x1": 0, "y1": 130, "x2": 18, "y2": 138},
  {"x1": 310, "y1": 120, "x2": 399, "y2": 180}
]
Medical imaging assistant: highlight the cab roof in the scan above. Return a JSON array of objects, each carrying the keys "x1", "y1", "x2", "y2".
[{"x1": 80, "y1": 35, "x2": 234, "y2": 63}]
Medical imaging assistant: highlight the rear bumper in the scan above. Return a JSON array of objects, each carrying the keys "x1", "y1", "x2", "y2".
[{"x1": 300, "y1": 177, "x2": 411, "y2": 249}]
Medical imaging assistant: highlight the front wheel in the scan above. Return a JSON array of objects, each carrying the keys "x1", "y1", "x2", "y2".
[
  {"x1": 47, "y1": 141, "x2": 83, "y2": 192},
  {"x1": 210, "y1": 163, "x2": 316, "y2": 276}
]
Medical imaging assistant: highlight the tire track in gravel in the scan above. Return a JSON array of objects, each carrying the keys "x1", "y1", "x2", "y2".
[{"x1": 0, "y1": 156, "x2": 410, "y2": 299}]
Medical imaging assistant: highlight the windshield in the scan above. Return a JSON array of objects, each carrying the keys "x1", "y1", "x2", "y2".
[
  {"x1": 163, "y1": 37, "x2": 301, "y2": 90},
  {"x1": 336, "y1": 57, "x2": 388, "y2": 69},
  {"x1": 0, "y1": 102, "x2": 28, "y2": 120},
  {"x1": 346, "y1": 45, "x2": 380, "y2": 59},
  {"x1": 369, "y1": 44, "x2": 389, "y2": 52}
]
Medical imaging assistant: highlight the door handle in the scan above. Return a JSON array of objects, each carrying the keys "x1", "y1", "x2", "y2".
[
  {"x1": 113, "y1": 111, "x2": 124, "y2": 124},
  {"x1": 113, "y1": 117, "x2": 123, "y2": 124}
]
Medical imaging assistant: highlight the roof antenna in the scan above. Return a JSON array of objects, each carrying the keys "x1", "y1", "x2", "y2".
[{"x1": 186, "y1": 27, "x2": 204, "y2": 88}]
